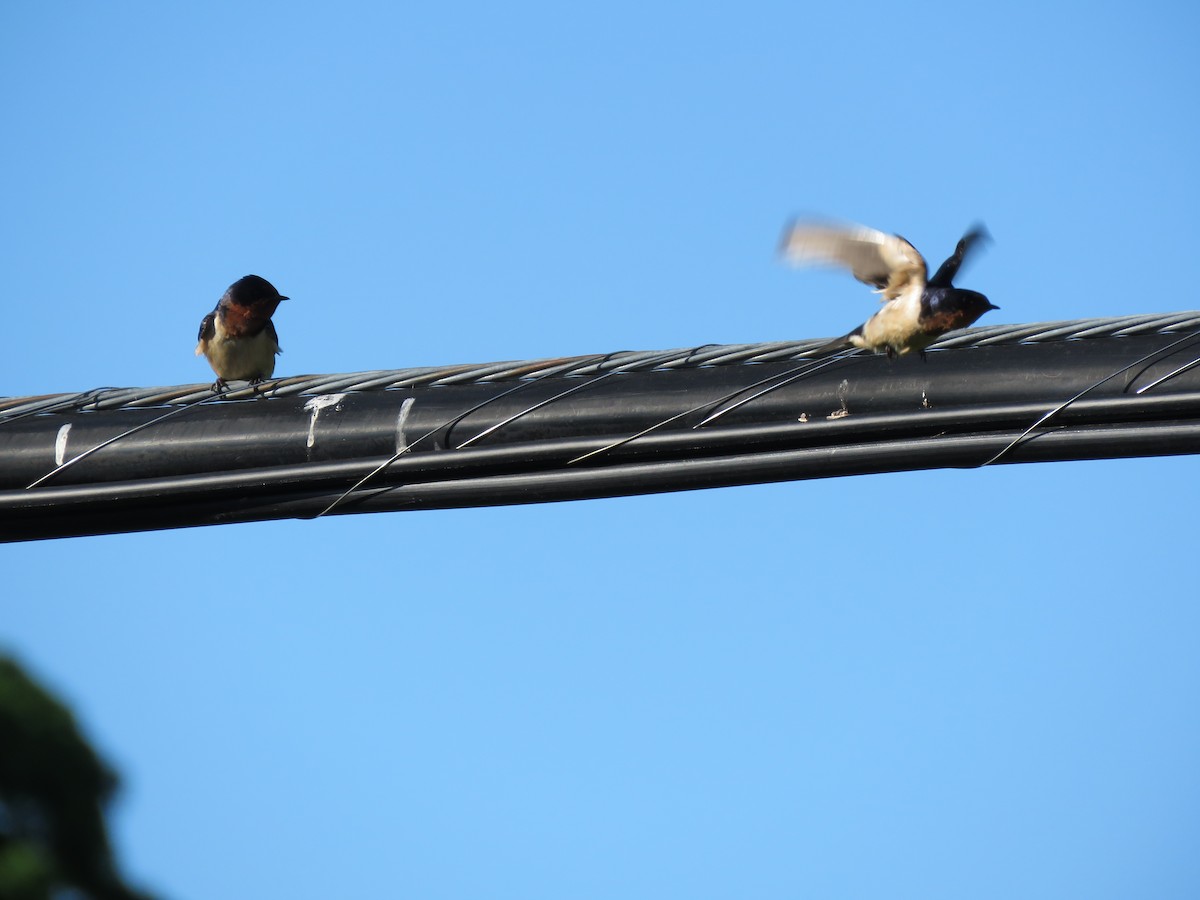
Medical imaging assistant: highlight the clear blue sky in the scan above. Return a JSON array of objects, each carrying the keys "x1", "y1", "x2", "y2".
[{"x1": 3, "y1": 2, "x2": 1199, "y2": 898}]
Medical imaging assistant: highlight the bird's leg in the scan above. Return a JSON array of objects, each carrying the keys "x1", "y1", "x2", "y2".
[{"x1": 211, "y1": 378, "x2": 228, "y2": 394}]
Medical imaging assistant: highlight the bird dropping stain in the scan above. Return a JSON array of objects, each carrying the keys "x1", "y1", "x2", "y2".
[{"x1": 304, "y1": 394, "x2": 347, "y2": 449}]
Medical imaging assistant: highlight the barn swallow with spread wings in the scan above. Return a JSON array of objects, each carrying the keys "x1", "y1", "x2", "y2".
[
  {"x1": 779, "y1": 220, "x2": 997, "y2": 357},
  {"x1": 195, "y1": 275, "x2": 288, "y2": 390}
]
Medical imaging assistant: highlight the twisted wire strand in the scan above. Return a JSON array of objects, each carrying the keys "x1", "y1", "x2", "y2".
[{"x1": 3, "y1": 311, "x2": 1199, "y2": 422}]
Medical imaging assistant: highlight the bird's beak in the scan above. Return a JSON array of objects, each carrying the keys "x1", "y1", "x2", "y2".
[
  {"x1": 279, "y1": 295, "x2": 290, "y2": 302},
  {"x1": 988, "y1": 302, "x2": 1000, "y2": 310}
]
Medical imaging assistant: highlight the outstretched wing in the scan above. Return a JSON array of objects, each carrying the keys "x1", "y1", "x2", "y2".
[
  {"x1": 779, "y1": 220, "x2": 927, "y2": 301},
  {"x1": 928, "y1": 224, "x2": 990, "y2": 288}
]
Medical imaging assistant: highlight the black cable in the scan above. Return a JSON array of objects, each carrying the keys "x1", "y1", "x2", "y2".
[
  {"x1": 4, "y1": 419, "x2": 1198, "y2": 542},
  {"x1": 1, "y1": 320, "x2": 1199, "y2": 541}
]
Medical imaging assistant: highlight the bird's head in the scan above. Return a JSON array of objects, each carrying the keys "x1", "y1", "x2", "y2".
[
  {"x1": 222, "y1": 275, "x2": 288, "y2": 318},
  {"x1": 954, "y1": 289, "x2": 999, "y2": 328},
  {"x1": 922, "y1": 286, "x2": 998, "y2": 334}
]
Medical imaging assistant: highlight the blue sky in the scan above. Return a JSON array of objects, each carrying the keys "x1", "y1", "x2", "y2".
[{"x1": 3, "y1": 2, "x2": 1199, "y2": 898}]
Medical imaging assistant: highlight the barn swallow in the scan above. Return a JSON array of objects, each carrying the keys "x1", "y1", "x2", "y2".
[
  {"x1": 195, "y1": 275, "x2": 288, "y2": 390},
  {"x1": 779, "y1": 220, "x2": 997, "y2": 357}
]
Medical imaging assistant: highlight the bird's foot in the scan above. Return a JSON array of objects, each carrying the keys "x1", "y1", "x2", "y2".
[
  {"x1": 211, "y1": 378, "x2": 228, "y2": 394},
  {"x1": 249, "y1": 375, "x2": 274, "y2": 396}
]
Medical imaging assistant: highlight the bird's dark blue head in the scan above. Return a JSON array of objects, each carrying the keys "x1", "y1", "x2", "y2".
[
  {"x1": 220, "y1": 274, "x2": 288, "y2": 323},
  {"x1": 216, "y1": 275, "x2": 288, "y2": 336},
  {"x1": 224, "y1": 274, "x2": 287, "y2": 308},
  {"x1": 921, "y1": 286, "x2": 998, "y2": 334}
]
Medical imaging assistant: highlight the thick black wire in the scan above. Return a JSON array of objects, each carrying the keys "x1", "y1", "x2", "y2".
[
  {"x1": 3, "y1": 315, "x2": 1200, "y2": 541},
  {"x1": 4, "y1": 418, "x2": 1197, "y2": 541},
  {"x1": 3, "y1": 387, "x2": 1198, "y2": 541}
]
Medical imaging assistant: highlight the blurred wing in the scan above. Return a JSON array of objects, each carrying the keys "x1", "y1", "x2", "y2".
[
  {"x1": 779, "y1": 220, "x2": 927, "y2": 301},
  {"x1": 928, "y1": 224, "x2": 991, "y2": 287}
]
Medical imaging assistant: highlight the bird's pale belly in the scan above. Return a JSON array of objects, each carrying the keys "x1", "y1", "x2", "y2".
[
  {"x1": 854, "y1": 293, "x2": 930, "y2": 355},
  {"x1": 197, "y1": 329, "x2": 278, "y2": 381}
]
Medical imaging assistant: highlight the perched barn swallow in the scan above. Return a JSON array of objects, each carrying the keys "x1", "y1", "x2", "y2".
[
  {"x1": 779, "y1": 220, "x2": 997, "y2": 357},
  {"x1": 195, "y1": 275, "x2": 288, "y2": 390}
]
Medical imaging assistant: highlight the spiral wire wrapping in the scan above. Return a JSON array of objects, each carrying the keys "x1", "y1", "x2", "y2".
[{"x1": 2, "y1": 311, "x2": 1199, "y2": 541}]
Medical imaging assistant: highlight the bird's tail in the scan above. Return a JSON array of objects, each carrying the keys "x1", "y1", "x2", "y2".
[{"x1": 804, "y1": 326, "x2": 861, "y2": 357}]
